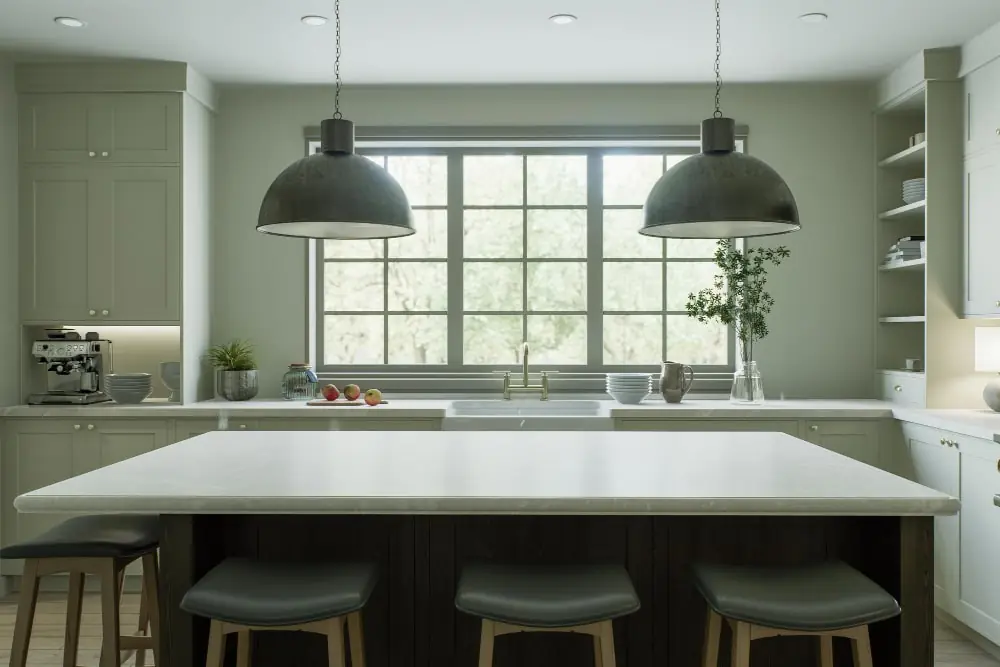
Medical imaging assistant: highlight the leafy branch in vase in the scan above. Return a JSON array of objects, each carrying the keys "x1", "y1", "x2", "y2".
[{"x1": 685, "y1": 240, "x2": 790, "y2": 396}]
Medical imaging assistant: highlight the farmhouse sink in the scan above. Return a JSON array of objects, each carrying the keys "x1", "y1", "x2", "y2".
[{"x1": 449, "y1": 400, "x2": 603, "y2": 417}]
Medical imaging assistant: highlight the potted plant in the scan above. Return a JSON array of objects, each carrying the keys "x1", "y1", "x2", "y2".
[
  {"x1": 685, "y1": 240, "x2": 790, "y2": 404},
  {"x1": 208, "y1": 340, "x2": 259, "y2": 401}
]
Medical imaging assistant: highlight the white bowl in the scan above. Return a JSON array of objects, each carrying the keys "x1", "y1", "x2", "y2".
[
  {"x1": 107, "y1": 388, "x2": 152, "y2": 404},
  {"x1": 608, "y1": 391, "x2": 649, "y2": 405}
]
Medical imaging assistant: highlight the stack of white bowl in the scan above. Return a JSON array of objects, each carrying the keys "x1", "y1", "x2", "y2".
[
  {"x1": 105, "y1": 373, "x2": 153, "y2": 404},
  {"x1": 902, "y1": 178, "x2": 925, "y2": 205},
  {"x1": 606, "y1": 373, "x2": 652, "y2": 404}
]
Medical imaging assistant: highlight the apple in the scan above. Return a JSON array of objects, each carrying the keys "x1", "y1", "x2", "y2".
[
  {"x1": 321, "y1": 384, "x2": 340, "y2": 401},
  {"x1": 343, "y1": 384, "x2": 361, "y2": 401},
  {"x1": 364, "y1": 388, "x2": 382, "y2": 406}
]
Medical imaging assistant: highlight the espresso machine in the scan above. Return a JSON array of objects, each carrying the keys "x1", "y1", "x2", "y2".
[{"x1": 28, "y1": 330, "x2": 114, "y2": 405}]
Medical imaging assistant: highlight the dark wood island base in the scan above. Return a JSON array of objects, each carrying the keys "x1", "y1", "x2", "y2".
[{"x1": 156, "y1": 514, "x2": 932, "y2": 667}]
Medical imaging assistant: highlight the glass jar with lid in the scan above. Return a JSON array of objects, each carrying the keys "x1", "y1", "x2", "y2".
[{"x1": 281, "y1": 363, "x2": 318, "y2": 401}]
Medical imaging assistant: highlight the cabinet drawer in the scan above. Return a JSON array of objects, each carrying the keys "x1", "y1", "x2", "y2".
[
  {"x1": 966, "y1": 59, "x2": 1000, "y2": 156},
  {"x1": 878, "y1": 372, "x2": 925, "y2": 407},
  {"x1": 616, "y1": 419, "x2": 799, "y2": 435}
]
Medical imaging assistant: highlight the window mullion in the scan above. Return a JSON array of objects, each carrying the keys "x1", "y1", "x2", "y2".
[
  {"x1": 586, "y1": 152, "x2": 604, "y2": 368},
  {"x1": 446, "y1": 152, "x2": 464, "y2": 368}
]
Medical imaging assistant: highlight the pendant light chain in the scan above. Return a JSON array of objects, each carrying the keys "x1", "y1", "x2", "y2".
[
  {"x1": 713, "y1": 0, "x2": 722, "y2": 118},
  {"x1": 333, "y1": 0, "x2": 343, "y2": 119}
]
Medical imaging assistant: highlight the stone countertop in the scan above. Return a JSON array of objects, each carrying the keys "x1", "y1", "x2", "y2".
[
  {"x1": 608, "y1": 399, "x2": 894, "y2": 418},
  {"x1": 891, "y1": 407, "x2": 1000, "y2": 442},
  {"x1": 14, "y1": 430, "x2": 958, "y2": 516}
]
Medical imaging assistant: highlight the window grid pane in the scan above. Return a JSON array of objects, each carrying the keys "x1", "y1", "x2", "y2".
[{"x1": 315, "y1": 141, "x2": 733, "y2": 371}]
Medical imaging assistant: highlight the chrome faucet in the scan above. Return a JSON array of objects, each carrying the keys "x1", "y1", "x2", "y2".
[{"x1": 498, "y1": 340, "x2": 551, "y2": 400}]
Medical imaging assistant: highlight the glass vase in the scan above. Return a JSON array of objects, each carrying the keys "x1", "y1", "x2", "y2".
[
  {"x1": 281, "y1": 364, "x2": 318, "y2": 401},
  {"x1": 730, "y1": 361, "x2": 764, "y2": 404}
]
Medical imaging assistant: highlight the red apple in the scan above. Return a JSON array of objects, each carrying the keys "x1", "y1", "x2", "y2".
[
  {"x1": 321, "y1": 384, "x2": 340, "y2": 401},
  {"x1": 344, "y1": 384, "x2": 361, "y2": 401},
  {"x1": 364, "y1": 388, "x2": 382, "y2": 406}
]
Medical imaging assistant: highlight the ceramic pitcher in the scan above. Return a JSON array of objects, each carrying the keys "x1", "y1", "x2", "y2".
[{"x1": 659, "y1": 361, "x2": 694, "y2": 403}]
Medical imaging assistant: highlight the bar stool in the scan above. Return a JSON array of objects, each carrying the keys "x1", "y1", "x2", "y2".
[
  {"x1": 181, "y1": 558, "x2": 378, "y2": 667},
  {"x1": 0, "y1": 514, "x2": 161, "y2": 667},
  {"x1": 455, "y1": 563, "x2": 640, "y2": 667},
  {"x1": 693, "y1": 560, "x2": 902, "y2": 667}
]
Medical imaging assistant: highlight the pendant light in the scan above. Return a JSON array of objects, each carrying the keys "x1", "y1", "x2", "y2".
[
  {"x1": 257, "y1": 0, "x2": 415, "y2": 239},
  {"x1": 641, "y1": 0, "x2": 800, "y2": 238}
]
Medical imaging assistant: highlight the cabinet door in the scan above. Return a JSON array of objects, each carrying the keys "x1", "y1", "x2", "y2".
[
  {"x1": 965, "y1": 59, "x2": 1000, "y2": 157},
  {"x1": 91, "y1": 167, "x2": 181, "y2": 321},
  {"x1": 83, "y1": 420, "x2": 169, "y2": 473},
  {"x1": 19, "y1": 165, "x2": 97, "y2": 321},
  {"x1": 616, "y1": 419, "x2": 799, "y2": 435},
  {"x1": 1, "y1": 420, "x2": 89, "y2": 573},
  {"x1": 958, "y1": 445, "x2": 1000, "y2": 644},
  {"x1": 18, "y1": 94, "x2": 94, "y2": 163},
  {"x1": 802, "y1": 421, "x2": 879, "y2": 467},
  {"x1": 256, "y1": 419, "x2": 338, "y2": 431},
  {"x1": 93, "y1": 94, "x2": 181, "y2": 164},
  {"x1": 901, "y1": 423, "x2": 960, "y2": 613},
  {"x1": 964, "y1": 150, "x2": 1000, "y2": 317},
  {"x1": 173, "y1": 419, "x2": 220, "y2": 443}
]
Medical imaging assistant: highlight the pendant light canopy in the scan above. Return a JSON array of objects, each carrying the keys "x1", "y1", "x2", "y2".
[
  {"x1": 257, "y1": 0, "x2": 415, "y2": 240},
  {"x1": 641, "y1": 0, "x2": 799, "y2": 239}
]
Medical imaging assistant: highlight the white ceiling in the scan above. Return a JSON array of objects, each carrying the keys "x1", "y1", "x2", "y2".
[{"x1": 2, "y1": 0, "x2": 999, "y2": 84}]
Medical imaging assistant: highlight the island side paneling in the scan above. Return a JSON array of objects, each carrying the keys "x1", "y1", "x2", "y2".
[{"x1": 157, "y1": 514, "x2": 931, "y2": 667}]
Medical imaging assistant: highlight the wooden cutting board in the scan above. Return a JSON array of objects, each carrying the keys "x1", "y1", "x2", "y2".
[{"x1": 306, "y1": 399, "x2": 389, "y2": 406}]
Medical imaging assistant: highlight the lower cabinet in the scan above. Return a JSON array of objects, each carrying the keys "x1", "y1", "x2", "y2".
[
  {"x1": 957, "y1": 438, "x2": 1000, "y2": 642},
  {"x1": 616, "y1": 419, "x2": 800, "y2": 435},
  {"x1": 802, "y1": 421, "x2": 880, "y2": 467},
  {"x1": 1, "y1": 419, "x2": 168, "y2": 574}
]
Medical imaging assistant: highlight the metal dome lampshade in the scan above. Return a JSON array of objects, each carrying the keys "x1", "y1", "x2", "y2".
[
  {"x1": 640, "y1": 0, "x2": 800, "y2": 239},
  {"x1": 256, "y1": 0, "x2": 415, "y2": 240}
]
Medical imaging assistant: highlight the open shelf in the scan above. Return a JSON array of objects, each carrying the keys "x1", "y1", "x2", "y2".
[
  {"x1": 878, "y1": 142, "x2": 926, "y2": 169},
  {"x1": 879, "y1": 258, "x2": 926, "y2": 272},
  {"x1": 879, "y1": 200, "x2": 926, "y2": 220},
  {"x1": 878, "y1": 369, "x2": 925, "y2": 376},
  {"x1": 878, "y1": 316, "x2": 926, "y2": 323}
]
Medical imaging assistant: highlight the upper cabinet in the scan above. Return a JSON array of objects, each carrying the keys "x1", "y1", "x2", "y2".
[
  {"x1": 965, "y1": 58, "x2": 1000, "y2": 158},
  {"x1": 963, "y1": 150, "x2": 1000, "y2": 317},
  {"x1": 19, "y1": 93, "x2": 181, "y2": 165}
]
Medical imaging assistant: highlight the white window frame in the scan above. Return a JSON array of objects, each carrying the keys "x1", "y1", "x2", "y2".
[{"x1": 307, "y1": 126, "x2": 746, "y2": 394}]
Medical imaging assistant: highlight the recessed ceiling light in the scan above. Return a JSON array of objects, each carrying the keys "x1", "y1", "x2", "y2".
[
  {"x1": 798, "y1": 12, "x2": 828, "y2": 23},
  {"x1": 301, "y1": 15, "x2": 328, "y2": 26},
  {"x1": 54, "y1": 16, "x2": 86, "y2": 28},
  {"x1": 549, "y1": 14, "x2": 577, "y2": 25}
]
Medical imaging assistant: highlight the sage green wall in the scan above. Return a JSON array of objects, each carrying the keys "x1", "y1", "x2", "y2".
[
  {"x1": 213, "y1": 83, "x2": 875, "y2": 398},
  {"x1": 0, "y1": 58, "x2": 18, "y2": 406}
]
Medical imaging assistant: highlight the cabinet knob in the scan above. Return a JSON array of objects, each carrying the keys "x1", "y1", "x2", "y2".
[
  {"x1": 101, "y1": 309, "x2": 109, "y2": 316},
  {"x1": 89, "y1": 309, "x2": 96, "y2": 316},
  {"x1": 238, "y1": 424, "x2": 247, "y2": 430},
  {"x1": 87, "y1": 424, "x2": 94, "y2": 431},
  {"x1": 73, "y1": 424, "x2": 81, "y2": 430},
  {"x1": 809, "y1": 424, "x2": 818, "y2": 432},
  {"x1": 894, "y1": 385, "x2": 902, "y2": 392},
  {"x1": 101, "y1": 151, "x2": 109, "y2": 157},
  {"x1": 995, "y1": 300, "x2": 1000, "y2": 308},
  {"x1": 88, "y1": 151, "x2": 96, "y2": 157},
  {"x1": 997, "y1": 459, "x2": 1000, "y2": 472},
  {"x1": 995, "y1": 128, "x2": 1000, "y2": 136},
  {"x1": 940, "y1": 438, "x2": 947, "y2": 445}
]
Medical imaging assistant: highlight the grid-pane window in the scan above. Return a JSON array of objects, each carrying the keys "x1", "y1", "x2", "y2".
[{"x1": 314, "y1": 139, "x2": 735, "y2": 373}]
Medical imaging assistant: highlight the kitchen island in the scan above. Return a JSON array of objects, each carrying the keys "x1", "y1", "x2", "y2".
[{"x1": 15, "y1": 430, "x2": 957, "y2": 667}]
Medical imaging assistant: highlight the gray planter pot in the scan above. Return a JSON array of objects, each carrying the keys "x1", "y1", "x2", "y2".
[{"x1": 217, "y1": 370, "x2": 259, "y2": 401}]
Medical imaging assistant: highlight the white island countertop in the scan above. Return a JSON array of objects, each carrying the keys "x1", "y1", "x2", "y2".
[{"x1": 15, "y1": 430, "x2": 958, "y2": 517}]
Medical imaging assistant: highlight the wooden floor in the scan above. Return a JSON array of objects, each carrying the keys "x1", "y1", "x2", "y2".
[{"x1": 0, "y1": 592, "x2": 993, "y2": 666}]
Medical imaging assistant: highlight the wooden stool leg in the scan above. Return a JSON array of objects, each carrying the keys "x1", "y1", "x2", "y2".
[
  {"x1": 478, "y1": 619, "x2": 496, "y2": 667},
  {"x1": 63, "y1": 571, "x2": 85, "y2": 667},
  {"x1": 348, "y1": 612, "x2": 367, "y2": 667},
  {"x1": 141, "y1": 552, "x2": 162, "y2": 666},
  {"x1": 702, "y1": 609, "x2": 722, "y2": 667},
  {"x1": 205, "y1": 620, "x2": 225, "y2": 667},
  {"x1": 598, "y1": 620, "x2": 617, "y2": 667},
  {"x1": 236, "y1": 629, "x2": 252, "y2": 667},
  {"x1": 819, "y1": 635, "x2": 834, "y2": 667},
  {"x1": 135, "y1": 576, "x2": 149, "y2": 667},
  {"x1": 98, "y1": 560, "x2": 122, "y2": 667},
  {"x1": 10, "y1": 559, "x2": 41, "y2": 667},
  {"x1": 326, "y1": 617, "x2": 346, "y2": 667},
  {"x1": 730, "y1": 621, "x2": 751, "y2": 667},
  {"x1": 849, "y1": 626, "x2": 873, "y2": 667},
  {"x1": 593, "y1": 635, "x2": 603, "y2": 667}
]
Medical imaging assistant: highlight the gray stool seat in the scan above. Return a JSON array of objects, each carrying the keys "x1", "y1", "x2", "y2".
[
  {"x1": 692, "y1": 560, "x2": 901, "y2": 632},
  {"x1": 456, "y1": 563, "x2": 640, "y2": 628},
  {"x1": 181, "y1": 558, "x2": 378, "y2": 627},
  {"x1": 0, "y1": 515, "x2": 159, "y2": 559}
]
